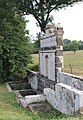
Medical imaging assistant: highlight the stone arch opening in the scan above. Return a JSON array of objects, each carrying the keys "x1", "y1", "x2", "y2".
[{"x1": 45, "y1": 55, "x2": 49, "y2": 77}]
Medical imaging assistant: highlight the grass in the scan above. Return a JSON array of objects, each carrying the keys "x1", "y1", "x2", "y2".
[
  {"x1": 64, "y1": 50, "x2": 83, "y2": 75},
  {"x1": 0, "y1": 84, "x2": 63, "y2": 119},
  {"x1": 0, "y1": 84, "x2": 39, "y2": 120},
  {"x1": 30, "y1": 50, "x2": 83, "y2": 76},
  {"x1": 0, "y1": 84, "x2": 83, "y2": 120},
  {"x1": 28, "y1": 54, "x2": 39, "y2": 71}
]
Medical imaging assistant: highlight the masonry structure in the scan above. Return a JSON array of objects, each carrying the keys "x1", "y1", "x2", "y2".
[
  {"x1": 38, "y1": 24, "x2": 64, "y2": 92},
  {"x1": 27, "y1": 24, "x2": 83, "y2": 115}
]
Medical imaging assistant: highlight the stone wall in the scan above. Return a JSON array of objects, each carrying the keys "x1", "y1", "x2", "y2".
[
  {"x1": 27, "y1": 70, "x2": 38, "y2": 89},
  {"x1": 39, "y1": 50, "x2": 55, "y2": 81},
  {"x1": 44, "y1": 83, "x2": 83, "y2": 115},
  {"x1": 27, "y1": 24, "x2": 83, "y2": 115},
  {"x1": 38, "y1": 74, "x2": 55, "y2": 92},
  {"x1": 57, "y1": 72, "x2": 83, "y2": 91},
  {"x1": 27, "y1": 70, "x2": 83, "y2": 115},
  {"x1": 27, "y1": 70, "x2": 56, "y2": 92}
]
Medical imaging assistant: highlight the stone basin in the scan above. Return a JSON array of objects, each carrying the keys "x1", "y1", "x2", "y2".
[
  {"x1": 19, "y1": 89, "x2": 37, "y2": 97},
  {"x1": 6, "y1": 81, "x2": 32, "y2": 91}
]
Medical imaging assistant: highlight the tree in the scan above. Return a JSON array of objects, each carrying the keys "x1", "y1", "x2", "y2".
[
  {"x1": 15, "y1": 0, "x2": 83, "y2": 32},
  {"x1": 31, "y1": 39, "x2": 40, "y2": 54},
  {"x1": 0, "y1": 0, "x2": 31, "y2": 82},
  {"x1": 63, "y1": 39, "x2": 71, "y2": 51},
  {"x1": 78, "y1": 40, "x2": 83, "y2": 50},
  {"x1": 63, "y1": 39, "x2": 71, "y2": 45},
  {"x1": 69, "y1": 40, "x2": 80, "y2": 54}
]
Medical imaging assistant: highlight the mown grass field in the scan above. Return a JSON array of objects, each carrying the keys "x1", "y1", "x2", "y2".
[
  {"x1": 64, "y1": 50, "x2": 83, "y2": 75},
  {"x1": 0, "y1": 84, "x2": 83, "y2": 120},
  {"x1": 30, "y1": 50, "x2": 83, "y2": 76}
]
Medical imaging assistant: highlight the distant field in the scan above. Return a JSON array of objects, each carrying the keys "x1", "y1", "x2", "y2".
[
  {"x1": 31, "y1": 50, "x2": 83, "y2": 76},
  {"x1": 31, "y1": 54, "x2": 39, "y2": 65},
  {"x1": 64, "y1": 50, "x2": 83, "y2": 75}
]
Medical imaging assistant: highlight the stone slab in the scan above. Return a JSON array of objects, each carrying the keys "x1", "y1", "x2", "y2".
[
  {"x1": 55, "y1": 83, "x2": 83, "y2": 115},
  {"x1": 25, "y1": 94, "x2": 46, "y2": 105},
  {"x1": 57, "y1": 72, "x2": 83, "y2": 90},
  {"x1": 44, "y1": 83, "x2": 83, "y2": 115}
]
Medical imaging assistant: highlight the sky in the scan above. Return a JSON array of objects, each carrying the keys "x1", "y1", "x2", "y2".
[{"x1": 26, "y1": 2, "x2": 83, "y2": 41}]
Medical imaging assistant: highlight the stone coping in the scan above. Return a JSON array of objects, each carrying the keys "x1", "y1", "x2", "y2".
[
  {"x1": 6, "y1": 82, "x2": 13, "y2": 92},
  {"x1": 59, "y1": 72, "x2": 83, "y2": 81},
  {"x1": 57, "y1": 83, "x2": 83, "y2": 94},
  {"x1": 27, "y1": 69, "x2": 38, "y2": 75}
]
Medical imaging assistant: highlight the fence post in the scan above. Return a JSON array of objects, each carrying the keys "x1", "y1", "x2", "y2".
[{"x1": 69, "y1": 64, "x2": 73, "y2": 74}]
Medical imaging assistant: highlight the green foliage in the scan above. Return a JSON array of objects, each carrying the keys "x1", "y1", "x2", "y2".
[
  {"x1": 63, "y1": 39, "x2": 71, "y2": 51},
  {"x1": 15, "y1": 0, "x2": 83, "y2": 32},
  {"x1": 79, "y1": 40, "x2": 83, "y2": 50},
  {"x1": 69, "y1": 40, "x2": 80, "y2": 53},
  {"x1": 0, "y1": 0, "x2": 31, "y2": 82},
  {"x1": 63, "y1": 39, "x2": 71, "y2": 45},
  {"x1": 63, "y1": 39, "x2": 83, "y2": 52},
  {"x1": 31, "y1": 39, "x2": 40, "y2": 54}
]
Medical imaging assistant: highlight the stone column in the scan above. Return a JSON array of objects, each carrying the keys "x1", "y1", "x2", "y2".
[{"x1": 55, "y1": 24, "x2": 64, "y2": 81}]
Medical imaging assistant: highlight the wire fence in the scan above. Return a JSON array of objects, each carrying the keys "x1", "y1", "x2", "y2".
[{"x1": 64, "y1": 64, "x2": 83, "y2": 76}]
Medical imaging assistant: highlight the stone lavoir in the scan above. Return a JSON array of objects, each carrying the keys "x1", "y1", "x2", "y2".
[
  {"x1": 16, "y1": 24, "x2": 83, "y2": 115},
  {"x1": 27, "y1": 24, "x2": 83, "y2": 115}
]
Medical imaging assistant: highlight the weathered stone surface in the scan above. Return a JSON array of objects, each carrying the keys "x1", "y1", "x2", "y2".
[
  {"x1": 55, "y1": 83, "x2": 83, "y2": 115},
  {"x1": 56, "y1": 36, "x2": 63, "y2": 46},
  {"x1": 55, "y1": 50, "x2": 63, "y2": 56},
  {"x1": 31, "y1": 76, "x2": 38, "y2": 89},
  {"x1": 55, "y1": 83, "x2": 79, "y2": 115},
  {"x1": 40, "y1": 24, "x2": 64, "y2": 82},
  {"x1": 38, "y1": 75, "x2": 56, "y2": 92},
  {"x1": 39, "y1": 50, "x2": 55, "y2": 81},
  {"x1": 56, "y1": 63, "x2": 62, "y2": 68},
  {"x1": 6, "y1": 82, "x2": 12, "y2": 92},
  {"x1": 20, "y1": 98, "x2": 27, "y2": 108},
  {"x1": 44, "y1": 83, "x2": 83, "y2": 115},
  {"x1": 44, "y1": 88, "x2": 55, "y2": 106},
  {"x1": 27, "y1": 70, "x2": 38, "y2": 89},
  {"x1": 25, "y1": 94, "x2": 46, "y2": 105},
  {"x1": 57, "y1": 72, "x2": 83, "y2": 90}
]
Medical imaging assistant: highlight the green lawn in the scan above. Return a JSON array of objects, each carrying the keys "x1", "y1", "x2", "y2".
[
  {"x1": 0, "y1": 84, "x2": 83, "y2": 120},
  {"x1": 0, "y1": 84, "x2": 38, "y2": 120},
  {"x1": 30, "y1": 50, "x2": 83, "y2": 75}
]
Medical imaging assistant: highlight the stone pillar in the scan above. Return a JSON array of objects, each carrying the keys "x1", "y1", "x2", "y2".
[
  {"x1": 55, "y1": 24, "x2": 64, "y2": 81},
  {"x1": 39, "y1": 24, "x2": 64, "y2": 91}
]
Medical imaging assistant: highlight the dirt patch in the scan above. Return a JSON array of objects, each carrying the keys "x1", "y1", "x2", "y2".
[{"x1": 28, "y1": 102, "x2": 51, "y2": 114}]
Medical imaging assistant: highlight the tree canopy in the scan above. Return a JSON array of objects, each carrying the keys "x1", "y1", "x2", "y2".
[
  {"x1": 0, "y1": 0, "x2": 31, "y2": 82},
  {"x1": 69, "y1": 40, "x2": 79, "y2": 53},
  {"x1": 15, "y1": 0, "x2": 83, "y2": 32}
]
